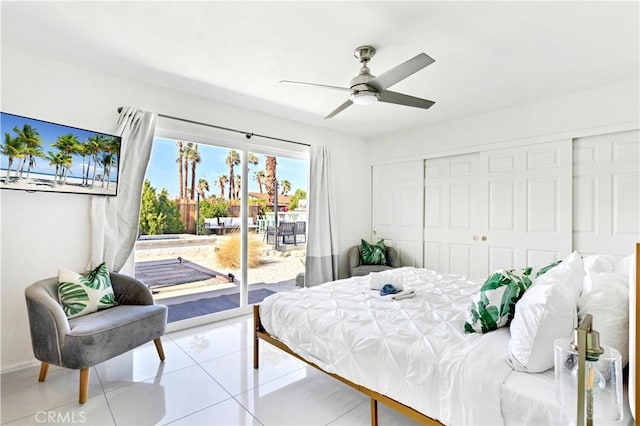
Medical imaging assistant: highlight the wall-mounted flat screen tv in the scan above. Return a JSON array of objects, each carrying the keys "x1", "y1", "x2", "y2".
[{"x1": 1, "y1": 112, "x2": 121, "y2": 196}]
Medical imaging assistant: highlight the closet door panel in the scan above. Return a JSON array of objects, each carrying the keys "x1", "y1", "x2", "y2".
[
  {"x1": 527, "y1": 178, "x2": 559, "y2": 232},
  {"x1": 424, "y1": 154, "x2": 486, "y2": 278},
  {"x1": 424, "y1": 241, "x2": 442, "y2": 271},
  {"x1": 526, "y1": 249, "x2": 558, "y2": 269},
  {"x1": 573, "y1": 175, "x2": 597, "y2": 232},
  {"x1": 488, "y1": 180, "x2": 516, "y2": 231},
  {"x1": 488, "y1": 246, "x2": 517, "y2": 273},
  {"x1": 573, "y1": 130, "x2": 639, "y2": 255},
  {"x1": 481, "y1": 140, "x2": 571, "y2": 270},
  {"x1": 612, "y1": 173, "x2": 638, "y2": 235},
  {"x1": 372, "y1": 161, "x2": 424, "y2": 267},
  {"x1": 449, "y1": 243, "x2": 472, "y2": 277}
]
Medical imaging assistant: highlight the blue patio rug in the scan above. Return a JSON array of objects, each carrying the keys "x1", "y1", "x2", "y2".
[{"x1": 166, "y1": 288, "x2": 276, "y2": 323}]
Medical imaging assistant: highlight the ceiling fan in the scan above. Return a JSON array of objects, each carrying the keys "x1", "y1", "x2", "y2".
[{"x1": 281, "y1": 46, "x2": 435, "y2": 119}]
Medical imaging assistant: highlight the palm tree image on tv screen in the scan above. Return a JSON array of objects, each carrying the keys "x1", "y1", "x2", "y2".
[{"x1": 0, "y1": 112, "x2": 121, "y2": 196}]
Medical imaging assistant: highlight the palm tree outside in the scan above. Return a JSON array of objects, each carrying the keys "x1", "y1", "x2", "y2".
[
  {"x1": 216, "y1": 174, "x2": 228, "y2": 199},
  {"x1": 183, "y1": 143, "x2": 195, "y2": 199},
  {"x1": 226, "y1": 149, "x2": 240, "y2": 200},
  {"x1": 197, "y1": 178, "x2": 209, "y2": 199},
  {"x1": 265, "y1": 155, "x2": 277, "y2": 205},
  {"x1": 188, "y1": 144, "x2": 200, "y2": 200},
  {"x1": 280, "y1": 179, "x2": 291, "y2": 196},
  {"x1": 254, "y1": 170, "x2": 265, "y2": 193},
  {"x1": 177, "y1": 141, "x2": 184, "y2": 199}
]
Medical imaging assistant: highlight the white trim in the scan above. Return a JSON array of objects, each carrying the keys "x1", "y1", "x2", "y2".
[
  {"x1": 156, "y1": 117, "x2": 309, "y2": 160},
  {"x1": 165, "y1": 305, "x2": 254, "y2": 333},
  {"x1": 369, "y1": 120, "x2": 640, "y2": 167}
]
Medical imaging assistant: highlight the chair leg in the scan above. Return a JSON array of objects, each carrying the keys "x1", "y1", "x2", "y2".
[
  {"x1": 154, "y1": 337, "x2": 166, "y2": 361},
  {"x1": 79, "y1": 368, "x2": 90, "y2": 404},
  {"x1": 38, "y1": 362, "x2": 49, "y2": 382}
]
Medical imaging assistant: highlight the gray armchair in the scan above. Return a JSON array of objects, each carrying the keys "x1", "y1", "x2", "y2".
[
  {"x1": 25, "y1": 272, "x2": 167, "y2": 404},
  {"x1": 348, "y1": 245, "x2": 401, "y2": 277}
]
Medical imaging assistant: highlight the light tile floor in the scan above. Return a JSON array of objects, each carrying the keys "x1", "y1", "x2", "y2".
[{"x1": 1, "y1": 315, "x2": 419, "y2": 425}]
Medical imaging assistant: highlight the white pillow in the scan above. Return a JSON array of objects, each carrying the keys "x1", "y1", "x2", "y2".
[
  {"x1": 583, "y1": 254, "x2": 619, "y2": 273},
  {"x1": 508, "y1": 252, "x2": 584, "y2": 372},
  {"x1": 579, "y1": 254, "x2": 631, "y2": 366}
]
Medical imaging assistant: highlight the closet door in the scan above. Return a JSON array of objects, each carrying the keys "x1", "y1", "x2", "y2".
[
  {"x1": 481, "y1": 140, "x2": 572, "y2": 273},
  {"x1": 573, "y1": 130, "x2": 640, "y2": 255},
  {"x1": 424, "y1": 140, "x2": 572, "y2": 280},
  {"x1": 424, "y1": 153, "x2": 486, "y2": 278},
  {"x1": 371, "y1": 161, "x2": 424, "y2": 267}
]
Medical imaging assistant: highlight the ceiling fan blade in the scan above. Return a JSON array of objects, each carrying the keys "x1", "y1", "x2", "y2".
[
  {"x1": 367, "y1": 53, "x2": 435, "y2": 91},
  {"x1": 324, "y1": 99, "x2": 353, "y2": 119},
  {"x1": 280, "y1": 80, "x2": 351, "y2": 92},
  {"x1": 378, "y1": 90, "x2": 435, "y2": 110}
]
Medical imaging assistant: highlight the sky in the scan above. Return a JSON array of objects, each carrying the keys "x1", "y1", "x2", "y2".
[
  {"x1": 0, "y1": 112, "x2": 119, "y2": 181},
  {"x1": 146, "y1": 137, "x2": 309, "y2": 198}
]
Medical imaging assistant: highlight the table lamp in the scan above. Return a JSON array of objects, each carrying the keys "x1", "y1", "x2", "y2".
[{"x1": 554, "y1": 314, "x2": 623, "y2": 425}]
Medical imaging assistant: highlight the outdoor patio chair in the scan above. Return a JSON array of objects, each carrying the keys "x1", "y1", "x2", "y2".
[
  {"x1": 265, "y1": 222, "x2": 297, "y2": 245},
  {"x1": 279, "y1": 222, "x2": 296, "y2": 244},
  {"x1": 25, "y1": 272, "x2": 167, "y2": 404},
  {"x1": 294, "y1": 221, "x2": 306, "y2": 244}
]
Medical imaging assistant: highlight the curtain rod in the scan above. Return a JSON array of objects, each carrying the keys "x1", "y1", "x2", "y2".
[{"x1": 117, "y1": 107, "x2": 310, "y2": 147}]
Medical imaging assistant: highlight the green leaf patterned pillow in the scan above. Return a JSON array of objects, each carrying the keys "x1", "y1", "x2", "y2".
[
  {"x1": 360, "y1": 239, "x2": 387, "y2": 265},
  {"x1": 464, "y1": 268, "x2": 534, "y2": 333},
  {"x1": 535, "y1": 260, "x2": 562, "y2": 277},
  {"x1": 57, "y1": 262, "x2": 118, "y2": 319}
]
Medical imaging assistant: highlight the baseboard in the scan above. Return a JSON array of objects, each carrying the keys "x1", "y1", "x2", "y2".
[{"x1": 1, "y1": 358, "x2": 40, "y2": 375}]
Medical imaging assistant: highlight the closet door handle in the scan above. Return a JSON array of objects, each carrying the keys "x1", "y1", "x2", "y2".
[
  {"x1": 473, "y1": 235, "x2": 479, "y2": 241},
  {"x1": 481, "y1": 235, "x2": 487, "y2": 241}
]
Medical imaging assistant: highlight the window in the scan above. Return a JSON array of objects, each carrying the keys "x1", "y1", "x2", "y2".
[{"x1": 135, "y1": 123, "x2": 309, "y2": 325}]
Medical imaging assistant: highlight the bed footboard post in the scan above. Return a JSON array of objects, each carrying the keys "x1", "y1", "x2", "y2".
[
  {"x1": 253, "y1": 304, "x2": 260, "y2": 369},
  {"x1": 370, "y1": 399, "x2": 379, "y2": 426}
]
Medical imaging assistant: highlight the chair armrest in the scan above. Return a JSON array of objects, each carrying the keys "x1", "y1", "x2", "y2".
[
  {"x1": 386, "y1": 247, "x2": 401, "y2": 268},
  {"x1": 110, "y1": 273, "x2": 154, "y2": 305},
  {"x1": 348, "y1": 246, "x2": 362, "y2": 269},
  {"x1": 25, "y1": 279, "x2": 70, "y2": 365}
]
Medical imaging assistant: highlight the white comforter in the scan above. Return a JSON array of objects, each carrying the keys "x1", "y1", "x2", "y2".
[{"x1": 260, "y1": 267, "x2": 513, "y2": 425}]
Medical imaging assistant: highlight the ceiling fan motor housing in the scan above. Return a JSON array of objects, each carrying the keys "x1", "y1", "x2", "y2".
[
  {"x1": 353, "y1": 46, "x2": 376, "y2": 62},
  {"x1": 351, "y1": 46, "x2": 377, "y2": 89}
]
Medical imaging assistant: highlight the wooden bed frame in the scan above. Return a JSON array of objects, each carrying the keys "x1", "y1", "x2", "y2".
[
  {"x1": 634, "y1": 243, "x2": 639, "y2": 422},
  {"x1": 254, "y1": 244, "x2": 640, "y2": 425}
]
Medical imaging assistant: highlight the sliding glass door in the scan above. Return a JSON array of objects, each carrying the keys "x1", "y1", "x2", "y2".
[{"x1": 134, "y1": 132, "x2": 308, "y2": 325}]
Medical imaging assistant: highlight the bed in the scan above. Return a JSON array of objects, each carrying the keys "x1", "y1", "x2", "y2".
[{"x1": 253, "y1": 247, "x2": 638, "y2": 425}]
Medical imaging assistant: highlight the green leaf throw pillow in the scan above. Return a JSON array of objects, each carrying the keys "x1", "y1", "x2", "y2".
[
  {"x1": 58, "y1": 262, "x2": 118, "y2": 319},
  {"x1": 360, "y1": 239, "x2": 387, "y2": 265},
  {"x1": 535, "y1": 260, "x2": 562, "y2": 278},
  {"x1": 464, "y1": 268, "x2": 534, "y2": 333}
]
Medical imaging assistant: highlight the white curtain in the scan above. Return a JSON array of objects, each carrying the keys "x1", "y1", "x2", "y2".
[
  {"x1": 305, "y1": 145, "x2": 338, "y2": 286},
  {"x1": 89, "y1": 107, "x2": 157, "y2": 272}
]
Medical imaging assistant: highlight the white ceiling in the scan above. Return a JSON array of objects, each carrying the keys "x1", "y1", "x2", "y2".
[{"x1": 2, "y1": 1, "x2": 638, "y2": 139}]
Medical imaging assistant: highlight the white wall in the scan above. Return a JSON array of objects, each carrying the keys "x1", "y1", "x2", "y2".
[
  {"x1": 0, "y1": 45, "x2": 371, "y2": 371},
  {"x1": 369, "y1": 79, "x2": 639, "y2": 162}
]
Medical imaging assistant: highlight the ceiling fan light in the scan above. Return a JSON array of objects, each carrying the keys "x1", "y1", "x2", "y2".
[{"x1": 351, "y1": 91, "x2": 379, "y2": 106}]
